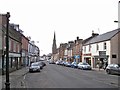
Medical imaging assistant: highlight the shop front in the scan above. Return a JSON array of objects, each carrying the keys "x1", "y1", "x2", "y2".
[
  {"x1": 83, "y1": 53, "x2": 92, "y2": 65},
  {"x1": 92, "y1": 55, "x2": 109, "y2": 68}
]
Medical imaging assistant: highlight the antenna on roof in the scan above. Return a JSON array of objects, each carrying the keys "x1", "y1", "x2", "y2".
[
  {"x1": 98, "y1": 28, "x2": 100, "y2": 34},
  {"x1": 92, "y1": 30, "x2": 94, "y2": 33}
]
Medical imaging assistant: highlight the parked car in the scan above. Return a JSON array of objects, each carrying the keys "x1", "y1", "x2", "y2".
[
  {"x1": 29, "y1": 62, "x2": 41, "y2": 72},
  {"x1": 40, "y1": 61, "x2": 46, "y2": 66},
  {"x1": 59, "y1": 61, "x2": 65, "y2": 65},
  {"x1": 62, "y1": 61, "x2": 67, "y2": 66},
  {"x1": 49, "y1": 60, "x2": 55, "y2": 64},
  {"x1": 55, "y1": 60, "x2": 60, "y2": 65},
  {"x1": 106, "y1": 64, "x2": 120, "y2": 75},
  {"x1": 37, "y1": 61, "x2": 46, "y2": 69},
  {"x1": 78, "y1": 62, "x2": 92, "y2": 70},
  {"x1": 71, "y1": 62, "x2": 78, "y2": 68},
  {"x1": 65, "y1": 62, "x2": 71, "y2": 67}
]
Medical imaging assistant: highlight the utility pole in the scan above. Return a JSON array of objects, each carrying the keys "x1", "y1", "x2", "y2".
[{"x1": 5, "y1": 12, "x2": 10, "y2": 90}]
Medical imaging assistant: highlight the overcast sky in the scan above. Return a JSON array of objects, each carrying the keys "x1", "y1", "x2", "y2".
[{"x1": 0, "y1": 0, "x2": 119, "y2": 55}]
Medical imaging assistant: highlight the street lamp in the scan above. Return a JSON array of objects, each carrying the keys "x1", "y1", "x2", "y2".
[
  {"x1": 114, "y1": 20, "x2": 120, "y2": 28},
  {"x1": 5, "y1": 12, "x2": 10, "y2": 90}
]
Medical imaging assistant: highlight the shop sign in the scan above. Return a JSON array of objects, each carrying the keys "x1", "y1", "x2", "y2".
[{"x1": 74, "y1": 55, "x2": 80, "y2": 59}]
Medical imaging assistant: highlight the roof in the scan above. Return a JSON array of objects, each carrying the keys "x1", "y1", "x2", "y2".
[{"x1": 84, "y1": 28, "x2": 120, "y2": 45}]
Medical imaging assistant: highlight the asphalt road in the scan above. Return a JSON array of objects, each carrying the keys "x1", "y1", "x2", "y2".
[{"x1": 25, "y1": 62, "x2": 120, "y2": 88}]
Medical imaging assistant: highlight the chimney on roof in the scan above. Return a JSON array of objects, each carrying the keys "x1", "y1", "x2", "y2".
[
  {"x1": 77, "y1": 36, "x2": 79, "y2": 40},
  {"x1": 92, "y1": 30, "x2": 99, "y2": 37},
  {"x1": 74, "y1": 40, "x2": 76, "y2": 43}
]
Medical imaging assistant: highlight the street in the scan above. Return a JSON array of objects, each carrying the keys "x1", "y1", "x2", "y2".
[{"x1": 24, "y1": 62, "x2": 120, "y2": 89}]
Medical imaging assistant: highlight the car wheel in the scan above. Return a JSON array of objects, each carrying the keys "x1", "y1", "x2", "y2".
[
  {"x1": 81, "y1": 67, "x2": 84, "y2": 70},
  {"x1": 106, "y1": 69, "x2": 111, "y2": 74}
]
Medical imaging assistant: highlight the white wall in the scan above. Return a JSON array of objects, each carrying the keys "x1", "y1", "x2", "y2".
[
  {"x1": 83, "y1": 45, "x2": 90, "y2": 54},
  {"x1": 91, "y1": 41, "x2": 110, "y2": 56},
  {"x1": 82, "y1": 40, "x2": 111, "y2": 67}
]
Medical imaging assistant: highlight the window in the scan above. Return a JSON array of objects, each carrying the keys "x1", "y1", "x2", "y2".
[
  {"x1": 13, "y1": 41, "x2": 16, "y2": 52},
  {"x1": 96, "y1": 44, "x2": 99, "y2": 51},
  {"x1": 112, "y1": 54, "x2": 117, "y2": 58},
  {"x1": 84, "y1": 46, "x2": 86, "y2": 52},
  {"x1": 9, "y1": 39, "x2": 11, "y2": 51},
  {"x1": 17, "y1": 44, "x2": 20, "y2": 53},
  {"x1": 104, "y1": 42, "x2": 107, "y2": 50},
  {"x1": 89, "y1": 45, "x2": 91, "y2": 52}
]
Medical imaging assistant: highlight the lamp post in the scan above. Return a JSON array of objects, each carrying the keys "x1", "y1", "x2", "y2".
[
  {"x1": 5, "y1": 12, "x2": 10, "y2": 90},
  {"x1": 114, "y1": 20, "x2": 120, "y2": 28},
  {"x1": 114, "y1": 20, "x2": 119, "y2": 23}
]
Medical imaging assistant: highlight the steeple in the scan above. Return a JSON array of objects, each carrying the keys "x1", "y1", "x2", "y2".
[
  {"x1": 53, "y1": 31, "x2": 56, "y2": 41},
  {"x1": 52, "y1": 31, "x2": 57, "y2": 54}
]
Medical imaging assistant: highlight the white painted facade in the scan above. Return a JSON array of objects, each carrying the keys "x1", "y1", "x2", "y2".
[{"x1": 83, "y1": 40, "x2": 111, "y2": 68}]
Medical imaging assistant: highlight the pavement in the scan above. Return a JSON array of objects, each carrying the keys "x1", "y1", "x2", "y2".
[
  {"x1": 0, "y1": 67, "x2": 106, "y2": 89},
  {"x1": 92, "y1": 68, "x2": 106, "y2": 72},
  {"x1": 0, "y1": 66, "x2": 29, "y2": 89}
]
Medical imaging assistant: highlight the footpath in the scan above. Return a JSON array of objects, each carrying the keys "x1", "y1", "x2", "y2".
[
  {"x1": 0, "y1": 67, "x2": 29, "y2": 89},
  {"x1": 92, "y1": 68, "x2": 106, "y2": 73}
]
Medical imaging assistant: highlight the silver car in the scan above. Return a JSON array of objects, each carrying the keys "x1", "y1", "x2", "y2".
[
  {"x1": 106, "y1": 64, "x2": 120, "y2": 75},
  {"x1": 78, "y1": 62, "x2": 92, "y2": 70},
  {"x1": 29, "y1": 62, "x2": 41, "y2": 72}
]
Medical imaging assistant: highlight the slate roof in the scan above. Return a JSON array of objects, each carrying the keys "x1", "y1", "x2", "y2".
[{"x1": 84, "y1": 28, "x2": 120, "y2": 45}]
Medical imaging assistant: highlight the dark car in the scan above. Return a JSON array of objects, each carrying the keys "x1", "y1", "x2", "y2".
[
  {"x1": 71, "y1": 62, "x2": 78, "y2": 68},
  {"x1": 37, "y1": 61, "x2": 46, "y2": 69},
  {"x1": 29, "y1": 62, "x2": 41, "y2": 72},
  {"x1": 40, "y1": 61, "x2": 46, "y2": 67},
  {"x1": 106, "y1": 64, "x2": 120, "y2": 75}
]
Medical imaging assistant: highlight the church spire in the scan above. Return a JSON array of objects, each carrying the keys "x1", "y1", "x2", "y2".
[
  {"x1": 52, "y1": 31, "x2": 57, "y2": 54},
  {"x1": 53, "y1": 31, "x2": 56, "y2": 41}
]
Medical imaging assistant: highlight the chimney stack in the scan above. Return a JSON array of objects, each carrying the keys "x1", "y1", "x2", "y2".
[
  {"x1": 77, "y1": 36, "x2": 79, "y2": 40},
  {"x1": 92, "y1": 30, "x2": 99, "y2": 37}
]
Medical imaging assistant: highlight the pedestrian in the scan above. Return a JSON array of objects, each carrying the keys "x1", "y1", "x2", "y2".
[
  {"x1": 104, "y1": 62, "x2": 108, "y2": 70},
  {"x1": 98, "y1": 61, "x2": 102, "y2": 71}
]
